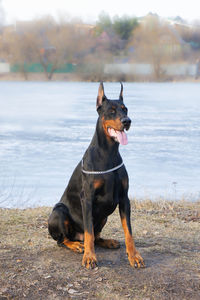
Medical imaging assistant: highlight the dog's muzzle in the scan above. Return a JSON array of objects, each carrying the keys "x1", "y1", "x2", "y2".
[{"x1": 121, "y1": 117, "x2": 131, "y2": 130}]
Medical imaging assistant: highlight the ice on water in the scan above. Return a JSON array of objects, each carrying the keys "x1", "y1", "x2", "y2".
[{"x1": 0, "y1": 82, "x2": 199, "y2": 208}]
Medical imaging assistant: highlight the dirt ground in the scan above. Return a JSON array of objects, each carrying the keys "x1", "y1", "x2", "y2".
[{"x1": 0, "y1": 200, "x2": 200, "y2": 300}]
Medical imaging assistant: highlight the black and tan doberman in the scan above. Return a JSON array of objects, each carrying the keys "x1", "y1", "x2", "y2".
[{"x1": 48, "y1": 82, "x2": 144, "y2": 269}]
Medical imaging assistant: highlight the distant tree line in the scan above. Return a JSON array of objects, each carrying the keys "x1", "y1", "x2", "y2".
[{"x1": 0, "y1": 11, "x2": 200, "y2": 80}]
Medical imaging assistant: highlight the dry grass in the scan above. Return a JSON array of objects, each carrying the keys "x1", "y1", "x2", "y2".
[{"x1": 0, "y1": 200, "x2": 200, "y2": 299}]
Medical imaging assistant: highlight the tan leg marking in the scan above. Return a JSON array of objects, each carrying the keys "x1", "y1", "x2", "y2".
[
  {"x1": 121, "y1": 217, "x2": 145, "y2": 268},
  {"x1": 62, "y1": 238, "x2": 84, "y2": 253},
  {"x1": 82, "y1": 231, "x2": 97, "y2": 269}
]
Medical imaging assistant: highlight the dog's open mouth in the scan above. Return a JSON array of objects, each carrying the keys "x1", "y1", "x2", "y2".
[{"x1": 107, "y1": 127, "x2": 128, "y2": 145}]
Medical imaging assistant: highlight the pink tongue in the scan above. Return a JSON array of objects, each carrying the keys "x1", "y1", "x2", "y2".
[
  {"x1": 116, "y1": 130, "x2": 128, "y2": 145},
  {"x1": 108, "y1": 128, "x2": 128, "y2": 145}
]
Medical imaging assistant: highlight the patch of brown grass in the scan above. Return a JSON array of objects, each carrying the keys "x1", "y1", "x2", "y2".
[{"x1": 0, "y1": 200, "x2": 200, "y2": 299}]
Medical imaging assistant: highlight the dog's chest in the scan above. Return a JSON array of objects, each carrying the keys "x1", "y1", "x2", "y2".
[{"x1": 93, "y1": 172, "x2": 123, "y2": 215}]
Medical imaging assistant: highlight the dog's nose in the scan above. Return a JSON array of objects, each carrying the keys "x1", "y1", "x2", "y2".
[{"x1": 121, "y1": 117, "x2": 131, "y2": 129}]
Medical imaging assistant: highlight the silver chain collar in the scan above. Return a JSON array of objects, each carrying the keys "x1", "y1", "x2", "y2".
[{"x1": 81, "y1": 159, "x2": 124, "y2": 175}]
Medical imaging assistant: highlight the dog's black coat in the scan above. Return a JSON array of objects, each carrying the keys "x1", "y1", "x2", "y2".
[{"x1": 48, "y1": 82, "x2": 144, "y2": 269}]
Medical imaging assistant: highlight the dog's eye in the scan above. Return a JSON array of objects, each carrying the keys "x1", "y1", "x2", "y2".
[
  {"x1": 122, "y1": 106, "x2": 128, "y2": 113},
  {"x1": 110, "y1": 108, "x2": 116, "y2": 114}
]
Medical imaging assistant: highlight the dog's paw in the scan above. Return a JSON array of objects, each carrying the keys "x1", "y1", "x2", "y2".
[
  {"x1": 61, "y1": 240, "x2": 84, "y2": 253},
  {"x1": 82, "y1": 252, "x2": 98, "y2": 269},
  {"x1": 70, "y1": 241, "x2": 84, "y2": 253},
  {"x1": 128, "y1": 250, "x2": 145, "y2": 268}
]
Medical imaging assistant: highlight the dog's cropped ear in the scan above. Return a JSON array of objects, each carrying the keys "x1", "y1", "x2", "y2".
[
  {"x1": 119, "y1": 82, "x2": 123, "y2": 101},
  {"x1": 96, "y1": 82, "x2": 106, "y2": 110}
]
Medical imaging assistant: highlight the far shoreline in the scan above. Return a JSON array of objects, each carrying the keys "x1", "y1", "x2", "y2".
[{"x1": 1, "y1": 72, "x2": 200, "y2": 83}]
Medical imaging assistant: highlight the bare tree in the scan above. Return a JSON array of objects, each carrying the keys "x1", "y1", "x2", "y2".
[
  {"x1": 1, "y1": 16, "x2": 97, "y2": 80},
  {"x1": 128, "y1": 15, "x2": 183, "y2": 80},
  {"x1": 30, "y1": 17, "x2": 94, "y2": 80},
  {"x1": 2, "y1": 28, "x2": 39, "y2": 79}
]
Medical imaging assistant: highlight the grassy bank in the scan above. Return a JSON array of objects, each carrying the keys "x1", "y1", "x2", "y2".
[{"x1": 0, "y1": 200, "x2": 200, "y2": 299}]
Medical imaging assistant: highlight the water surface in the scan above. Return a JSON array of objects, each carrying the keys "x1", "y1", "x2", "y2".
[{"x1": 0, "y1": 82, "x2": 199, "y2": 207}]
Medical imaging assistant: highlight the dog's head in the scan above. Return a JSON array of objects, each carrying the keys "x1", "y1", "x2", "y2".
[{"x1": 96, "y1": 82, "x2": 131, "y2": 145}]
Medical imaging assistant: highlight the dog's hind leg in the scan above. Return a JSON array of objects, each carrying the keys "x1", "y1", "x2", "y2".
[
  {"x1": 48, "y1": 203, "x2": 84, "y2": 253},
  {"x1": 95, "y1": 218, "x2": 120, "y2": 249}
]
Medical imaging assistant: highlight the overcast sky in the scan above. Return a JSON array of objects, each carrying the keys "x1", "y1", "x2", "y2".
[{"x1": 2, "y1": 0, "x2": 200, "y2": 24}]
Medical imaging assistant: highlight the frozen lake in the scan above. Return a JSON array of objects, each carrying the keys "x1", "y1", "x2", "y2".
[{"x1": 0, "y1": 81, "x2": 200, "y2": 208}]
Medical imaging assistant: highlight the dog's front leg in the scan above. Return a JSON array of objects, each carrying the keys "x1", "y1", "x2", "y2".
[
  {"x1": 80, "y1": 189, "x2": 97, "y2": 269},
  {"x1": 119, "y1": 196, "x2": 145, "y2": 268}
]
